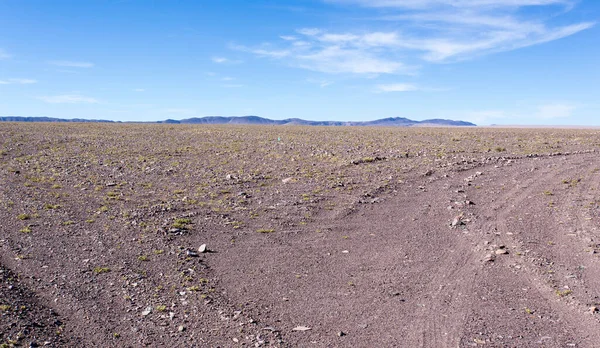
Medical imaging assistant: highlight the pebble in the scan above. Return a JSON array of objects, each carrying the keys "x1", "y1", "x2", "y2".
[
  {"x1": 282, "y1": 177, "x2": 293, "y2": 183},
  {"x1": 198, "y1": 244, "x2": 207, "y2": 253},
  {"x1": 451, "y1": 216, "x2": 463, "y2": 227},
  {"x1": 178, "y1": 325, "x2": 185, "y2": 332},
  {"x1": 484, "y1": 254, "x2": 495, "y2": 262},
  {"x1": 292, "y1": 326, "x2": 311, "y2": 331},
  {"x1": 590, "y1": 306, "x2": 598, "y2": 314},
  {"x1": 337, "y1": 331, "x2": 346, "y2": 337},
  {"x1": 186, "y1": 250, "x2": 199, "y2": 257},
  {"x1": 142, "y1": 306, "x2": 152, "y2": 316},
  {"x1": 495, "y1": 249, "x2": 508, "y2": 255}
]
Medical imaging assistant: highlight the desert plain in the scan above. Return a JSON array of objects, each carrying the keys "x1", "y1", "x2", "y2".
[{"x1": 1, "y1": 123, "x2": 600, "y2": 347}]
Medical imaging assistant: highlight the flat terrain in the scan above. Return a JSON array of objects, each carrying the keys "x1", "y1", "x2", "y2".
[{"x1": 1, "y1": 123, "x2": 600, "y2": 347}]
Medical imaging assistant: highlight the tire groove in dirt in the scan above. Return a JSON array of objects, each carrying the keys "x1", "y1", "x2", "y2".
[{"x1": 459, "y1": 153, "x2": 600, "y2": 347}]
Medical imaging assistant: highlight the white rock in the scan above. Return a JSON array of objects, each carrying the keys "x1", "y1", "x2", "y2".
[
  {"x1": 198, "y1": 244, "x2": 207, "y2": 253},
  {"x1": 292, "y1": 326, "x2": 311, "y2": 331}
]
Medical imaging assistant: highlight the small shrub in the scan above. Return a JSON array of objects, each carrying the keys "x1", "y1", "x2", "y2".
[
  {"x1": 173, "y1": 218, "x2": 192, "y2": 229},
  {"x1": 93, "y1": 267, "x2": 111, "y2": 274},
  {"x1": 555, "y1": 289, "x2": 572, "y2": 297}
]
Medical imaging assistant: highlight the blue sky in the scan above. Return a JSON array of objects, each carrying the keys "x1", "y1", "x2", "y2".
[{"x1": 0, "y1": 0, "x2": 598, "y2": 125}]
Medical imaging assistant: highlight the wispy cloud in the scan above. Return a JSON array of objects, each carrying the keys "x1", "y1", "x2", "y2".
[
  {"x1": 306, "y1": 78, "x2": 333, "y2": 87},
  {"x1": 234, "y1": 0, "x2": 592, "y2": 75},
  {"x1": 376, "y1": 83, "x2": 418, "y2": 92},
  {"x1": 232, "y1": 34, "x2": 413, "y2": 75},
  {"x1": 297, "y1": 46, "x2": 407, "y2": 74},
  {"x1": 329, "y1": 0, "x2": 572, "y2": 9},
  {"x1": 211, "y1": 56, "x2": 242, "y2": 64},
  {"x1": 231, "y1": 44, "x2": 291, "y2": 58},
  {"x1": 212, "y1": 57, "x2": 229, "y2": 63},
  {"x1": 49, "y1": 60, "x2": 94, "y2": 68},
  {"x1": 133, "y1": 88, "x2": 145, "y2": 92},
  {"x1": 38, "y1": 94, "x2": 98, "y2": 104},
  {"x1": 0, "y1": 78, "x2": 37, "y2": 85}
]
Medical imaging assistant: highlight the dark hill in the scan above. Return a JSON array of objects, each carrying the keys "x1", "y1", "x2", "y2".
[{"x1": 1, "y1": 115, "x2": 476, "y2": 127}]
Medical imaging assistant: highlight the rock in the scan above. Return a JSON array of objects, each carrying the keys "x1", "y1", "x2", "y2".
[
  {"x1": 358, "y1": 323, "x2": 368, "y2": 329},
  {"x1": 198, "y1": 244, "x2": 207, "y2": 253},
  {"x1": 590, "y1": 306, "x2": 598, "y2": 314},
  {"x1": 226, "y1": 174, "x2": 236, "y2": 180},
  {"x1": 292, "y1": 326, "x2": 311, "y2": 331},
  {"x1": 484, "y1": 254, "x2": 495, "y2": 262},
  {"x1": 178, "y1": 325, "x2": 185, "y2": 332},
  {"x1": 495, "y1": 249, "x2": 508, "y2": 255},
  {"x1": 451, "y1": 216, "x2": 464, "y2": 227},
  {"x1": 233, "y1": 338, "x2": 239, "y2": 343},
  {"x1": 337, "y1": 331, "x2": 346, "y2": 337},
  {"x1": 142, "y1": 306, "x2": 152, "y2": 316},
  {"x1": 186, "y1": 250, "x2": 198, "y2": 257},
  {"x1": 282, "y1": 177, "x2": 293, "y2": 184},
  {"x1": 106, "y1": 182, "x2": 117, "y2": 187}
]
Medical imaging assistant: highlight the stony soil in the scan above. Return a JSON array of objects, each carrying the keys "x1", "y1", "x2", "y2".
[{"x1": 1, "y1": 123, "x2": 600, "y2": 347}]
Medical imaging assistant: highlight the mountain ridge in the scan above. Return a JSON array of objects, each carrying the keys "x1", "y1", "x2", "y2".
[{"x1": 0, "y1": 115, "x2": 476, "y2": 126}]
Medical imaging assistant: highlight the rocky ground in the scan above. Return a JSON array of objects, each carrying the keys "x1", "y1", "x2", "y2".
[{"x1": 1, "y1": 123, "x2": 600, "y2": 347}]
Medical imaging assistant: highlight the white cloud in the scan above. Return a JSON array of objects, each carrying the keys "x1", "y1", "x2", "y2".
[
  {"x1": 376, "y1": 83, "x2": 418, "y2": 92},
  {"x1": 297, "y1": 46, "x2": 406, "y2": 74},
  {"x1": 535, "y1": 103, "x2": 576, "y2": 119},
  {"x1": 133, "y1": 88, "x2": 145, "y2": 92},
  {"x1": 0, "y1": 78, "x2": 37, "y2": 85},
  {"x1": 231, "y1": 44, "x2": 291, "y2": 58},
  {"x1": 211, "y1": 56, "x2": 242, "y2": 64},
  {"x1": 221, "y1": 76, "x2": 235, "y2": 81},
  {"x1": 212, "y1": 57, "x2": 229, "y2": 63},
  {"x1": 306, "y1": 78, "x2": 334, "y2": 87},
  {"x1": 49, "y1": 60, "x2": 94, "y2": 68},
  {"x1": 38, "y1": 94, "x2": 98, "y2": 104},
  {"x1": 297, "y1": 28, "x2": 322, "y2": 36},
  {"x1": 233, "y1": 33, "x2": 413, "y2": 75},
  {"x1": 235, "y1": 0, "x2": 592, "y2": 75},
  {"x1": 330, "y1": 0, "x2": 571, "y2": 9}
]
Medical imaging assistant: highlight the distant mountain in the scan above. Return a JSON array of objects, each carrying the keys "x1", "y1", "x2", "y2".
[
  {"x1": 1, "y1": 115, "x2": 476, "y2": 127},
  {"x1": 164, "y1": 116, "x2": 476, "y2": 127},
  {"x1": 0, "y1": 116, "x2": 116, "y2": 123}
]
